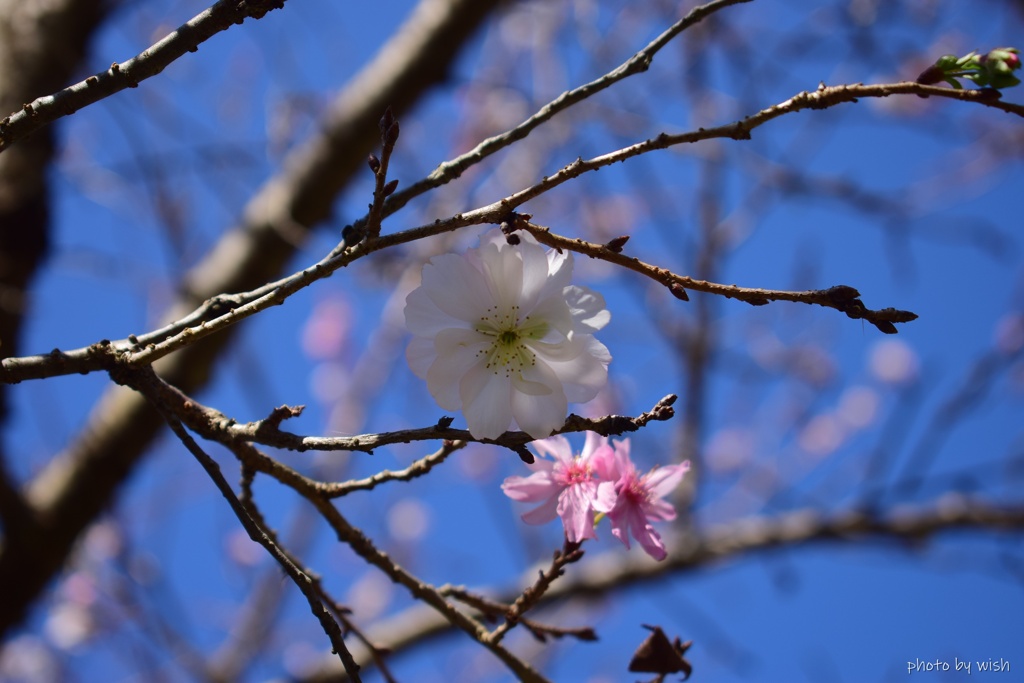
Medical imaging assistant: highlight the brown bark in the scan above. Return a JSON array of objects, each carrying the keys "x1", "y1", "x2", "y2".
[{"x1": 0, "y1": 0, "x2": 510, "y2": 637}]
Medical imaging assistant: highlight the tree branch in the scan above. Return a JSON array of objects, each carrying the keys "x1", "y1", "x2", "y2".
[
  {"x1": 517, "y1": 220, "x2": 917, "y2": 334},
  {"x1": 299, "y1": 497, "x2": 1024, "y2": 681},
  {"x1": 157, "y1": 415, "x2": 361, "y2": 681},
  {"x1": 0, "y1": 0, "x2": 288, "y2": 154},
  {"x1": 0, "y1": 0, "x2": 512, "y2": 638}
]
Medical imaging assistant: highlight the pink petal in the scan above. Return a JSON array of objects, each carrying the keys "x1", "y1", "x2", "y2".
[
  {"x1": 592, "y1": 480, "x2": 618, "y2": 513},
  {"x1": 520, "y1": 495, "x2": 561, "y2": 526},
  {"x1": 501, "y1": 470, "x2": 557, "y2": 502},
  {"x1": 558, "y1": 485, "x2": 597, "y2": 542},
  {"x1": 634, "y1": 523, "x2": 668, "y2": 561},
  {"x1": 643, "y1": 498, "x2": 677, "y2": 522},
  {"x1": 531, "y1": 435, "x2": 574, "y2": 464},
  {"x1": 646, "y1": 462, "x2": 691, "y2": 499}
]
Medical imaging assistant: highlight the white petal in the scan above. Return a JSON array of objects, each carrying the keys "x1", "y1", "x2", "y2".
[
  {"x1": 544, "y1": 247, "x2": 574, "y2": 293},
  {"x1": 530, "y1": 335, "x2": 588, "y2": 363},
  {"x1": 479, "y1": 240, "x2": 523, "y2": 314},
  {"x1": 460, "y1": 363, "x2": 514, "y2": 439},
  {"x1": 511, "y1": 361, "x2": 568, "y2": 438},
  {"x1": 525, "y1": 293, "x2": 574, "y2": 337},
  {"x1": 420, "y1": 253, "x2": 494, "y2": 323},
  {"x1": 537, "y1": 335, "x2": 610, "y2": 403},
  {"x1": 565, "y1": 285, "x2": 610, "y2": 333},
  {"x1": 425, "y1": 328, "x2": 490, "y2": 411},
  {"x1": 404, "y1": 286, "x2": 457, "y2": 338},
  {"x1": 516, "y1": 236, "x2": 557, "y2": 312},
  {"x1": 405, "y1": 337, "x2": 436, "y2": 379}
]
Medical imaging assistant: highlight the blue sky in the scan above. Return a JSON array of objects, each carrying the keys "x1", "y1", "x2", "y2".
[{"x1": 2, "y1": 0, "x2": 1023, "y2": 681}]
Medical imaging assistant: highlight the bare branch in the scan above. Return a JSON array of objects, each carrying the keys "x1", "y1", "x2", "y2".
[
  {"x1": 487, "y1": 538, "x2": 585, "y2": 645},
  {"x1": 517, "y1": 220, "x2": 918, "y2": 334},
  {"x1": 302, "y1": 497, "x2": 1024, "y2": 680},
  {"x1": 0, "y1": 0, "x2": 512, "y2": 638},
  {"x1": 158, "y1": 414, "x2": 361, "y2": 681},
  {"x1": 369, "y1": 0, "x2": 755, "y2": 224},
  {"x1": 6, "y1": 81, "x2": 1014, "y2": 384},
  {"x1": 0, "y1": 0, "x2": 288, "y2": 154}
]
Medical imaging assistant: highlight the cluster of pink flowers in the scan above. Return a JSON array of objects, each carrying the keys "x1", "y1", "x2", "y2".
[{"x1": 501, "y1": 432, "x2": 690, "y2": 561}]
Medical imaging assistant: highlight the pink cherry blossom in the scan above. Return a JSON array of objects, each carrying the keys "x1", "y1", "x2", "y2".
[
  {"x1": 501, "y1": 432, "x2": 617, "y2": 542},
  {"x1": 605, "y1": 439, "x2": 690, "y2": 561}
]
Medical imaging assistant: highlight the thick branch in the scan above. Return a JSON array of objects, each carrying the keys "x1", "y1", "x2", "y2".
[
  {"x1": 6, "y1": 80, "x2": 1011, "y2": 384},
  {"x1": 301, "y1": 497, "x2": 1024, "y2": 680},
  {"x1": 0, "y1": 0, "x2": 510, "y2": 638}
]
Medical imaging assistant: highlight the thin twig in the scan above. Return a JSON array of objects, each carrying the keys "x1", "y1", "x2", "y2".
[
  {"x1": 487, "y1": 538, "x2": 585, "y2": 645},
  {"x1": 1, "y1": 82, "x2": 1012, "y2": 384},
  {"x1": 361, "y1": 0, "x2": 755, "y2": 225},
  {"x1": 516, "y1": 219, "x2": 917, "y2": 334},
  {"x1": 0, "y1": 0, "x2": 288, "y2": 154},
  {"x1": 111, "y1": 363, "x2": 549, "y2": 681},
  {"x1": 303, "y1": 496, "x2": 1024, "y2": 681},
  {"x1": 225, "y1": 438, "x2": 554, "y2": 683},
  {"x1": 321, "y1": 441, "x2": 464, "y2": 497},
  {"x1": 156, "y1": 414, "x2": 362, "y2": 682},
  {"x1": 442, "y1": 584, "x2": 596, "y2": 644}
]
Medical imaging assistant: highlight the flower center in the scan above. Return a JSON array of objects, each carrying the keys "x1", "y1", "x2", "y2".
[
  {"x1": 556, "y1": 457, "x2": 592, "y2": 486},
  {"x1": 474, "y1": 304, "x2": 550, "y2": 377},
  {"x1": 620, "y1": 475, "x2": 650, "y2": 504}
]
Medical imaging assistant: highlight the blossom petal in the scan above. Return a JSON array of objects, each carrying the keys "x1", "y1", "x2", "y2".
[
  {"x1": 558, "y1": 484, "x2": 597, "y2": 542},
  {"x1": 646, "y1": 462, "x2": 691, "y2": 499},
  {"x1": 525, "y1": 293, "x2": 575, "y2": 337},
  {"x1": 592, "y1": 480, "x2": 618, "y2": 513},
  {"x1": 581, "y1": 430, "x2": 608, "y2": 460},
  {"x1": 479, "y1": 240, "x2": 524, "y2": 314},
  {"x1": 538, "y1": 336, "x2": 611, "y2": 403},
  {"x1": 502, "y1": 469, "x2": 557, "y2": 502},
  {"x1": 633, "y1": 523, "x2": 667, "y2": 561},
  {"x1": 585, "y1": 433, "x2": 618, "y2": 481},
  {"x1": 511, "y1": 362, "x2": 568, "y2": 438},
  {"x1": 531, "y1": 435, "x2": 574, "y2": 464},
  {"x1": 520, "y1": 494, "x2": 560, "y2": 526},
  {"x1": 405, "y1": 336, "x2": 437, "y2": 379},
  {"x1": 460, "y1": 362, "x2": 514, "y2": 439},
  {"x1": 420, "y1": 253, "x2": 494, "y2": 323},
  {"x1": 425, "y1": 328, "x2": 490, "y2": 411},
  {"x1": 544, "y1": 246, "x2": 574, "y2": 294},
  {"x1": 404, "y1": 285, "x2": 457, "y2": 338},
  {"x1": 643, "y1": 497, "x2": 678, "y2": 523},
  {"x1": 516, "y1": 234, "x2": 558, "y2": 312},
  {"x1": 565, "y1": 285, "x2": 611, "y2": 333}
]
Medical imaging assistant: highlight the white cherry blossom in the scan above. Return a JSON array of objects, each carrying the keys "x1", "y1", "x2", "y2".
[{"x1": 404, "y1": 230, "x2": 611, "y2": 439}]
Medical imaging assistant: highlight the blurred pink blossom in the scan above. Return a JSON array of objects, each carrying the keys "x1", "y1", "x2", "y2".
[
  {"x1": 869, "y1": 339, "x2": 920, "y2": 385},
  {"x1": 301, "y1": 298, "x2": 352, "y2": 360}
]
